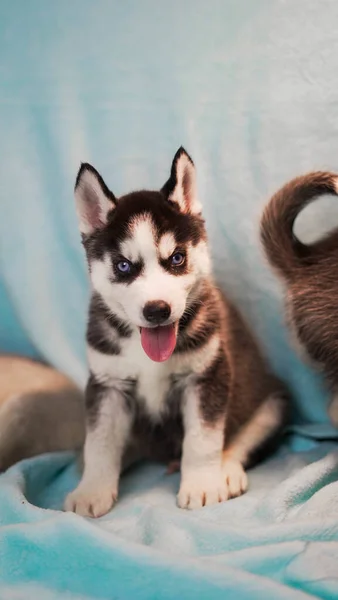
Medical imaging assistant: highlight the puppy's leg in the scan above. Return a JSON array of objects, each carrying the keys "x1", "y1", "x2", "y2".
[
  {"x1": 178, "y1": 391, "x2": 286, "y2": 509},
  {"x1": 177, "y1": 386, "x2": 227, "y2": 509},
  {"x1": 64, "y1": 382, "x2": 132, "y2": 518},
  {"x1": 222, "y1": 393, "x2": 287, "y2": 494}
]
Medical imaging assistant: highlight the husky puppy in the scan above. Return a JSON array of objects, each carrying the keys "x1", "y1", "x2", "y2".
[
  {"x1": 63, "y1": 147, "x2": 288, "y2": 517},
  {"x1": 260, "y1": 172, "x2": 338, "y2": 428}
]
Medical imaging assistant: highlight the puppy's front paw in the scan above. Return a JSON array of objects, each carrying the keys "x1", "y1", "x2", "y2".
[
  {"x1": 64, "y1": 481, "x2": 117, "y2": 518},
  {"x1": 177, "y1": 460, "x2": 248, "y2": 510},
  {"x1": 177, "y1": 467, "x2": 229, "y2": 509}
]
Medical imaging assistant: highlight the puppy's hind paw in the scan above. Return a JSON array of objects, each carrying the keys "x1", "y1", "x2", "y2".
[{"x1": 222, "y1": 458, "x2": 248, "y2": 498}]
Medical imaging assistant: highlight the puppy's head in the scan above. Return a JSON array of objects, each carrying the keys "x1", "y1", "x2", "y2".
[{"x1": 75, "y1": 147, "x2": 211, "y2": 361}]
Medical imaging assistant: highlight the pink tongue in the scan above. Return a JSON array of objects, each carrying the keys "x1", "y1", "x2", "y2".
[{"x1": 141, "y1": 325, "x2": 177, "y2": 362}]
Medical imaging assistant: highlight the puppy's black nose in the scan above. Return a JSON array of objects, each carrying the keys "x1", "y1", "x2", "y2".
[{"x1": 143, "y1": 301, "x2": 171, "y2": 325}]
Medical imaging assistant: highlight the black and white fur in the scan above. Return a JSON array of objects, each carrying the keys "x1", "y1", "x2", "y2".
[{"x1": 65, "y1": 148, "x2": 289, "y2": 517}]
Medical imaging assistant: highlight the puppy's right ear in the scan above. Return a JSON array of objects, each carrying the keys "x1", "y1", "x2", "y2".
[{"x1": 74, "y1": 163, "x2": 117, "y2": 235}]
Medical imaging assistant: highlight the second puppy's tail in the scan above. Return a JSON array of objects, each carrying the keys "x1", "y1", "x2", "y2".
[{"x1": 260, "y1": 172, "x2": 338, "y2": 281}]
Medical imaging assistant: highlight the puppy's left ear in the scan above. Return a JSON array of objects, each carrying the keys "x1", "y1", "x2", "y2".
[{"x1": 161, "y1": 147, "x2": 202, "y2": 215}]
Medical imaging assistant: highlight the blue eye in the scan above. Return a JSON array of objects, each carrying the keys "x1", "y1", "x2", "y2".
[
  {"x1": 171, "y1": 252, "x2": 185, "y2": 266},
  {"x1": 117, "y1": 260, "x2": 132, "y2": 273}
]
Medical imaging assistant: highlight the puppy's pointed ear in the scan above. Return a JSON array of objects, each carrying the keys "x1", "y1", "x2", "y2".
[
  {"x1": 74, "y1": 163, "x2": 117, "y2": 235},
  {"x1": 161, "y1": 147, "x2": 202, "y2": 215}
]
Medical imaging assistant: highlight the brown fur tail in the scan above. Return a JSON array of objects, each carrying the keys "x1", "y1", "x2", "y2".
[{"x1": 260, "y1": 172, "x2": 338, "y2": 281}]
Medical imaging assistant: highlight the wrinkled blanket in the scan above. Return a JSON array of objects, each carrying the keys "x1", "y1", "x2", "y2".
[{"x1": 0, "y1": 442, "x2": 338, "y2": 599}]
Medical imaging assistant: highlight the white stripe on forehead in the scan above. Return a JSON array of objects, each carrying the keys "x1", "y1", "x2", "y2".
[
  {"x1": 158, "y1": 232, "x2": 176, "y2": 259},
  {"x1": 120, "y1": 215, "x2": 157, "y2": 263}
]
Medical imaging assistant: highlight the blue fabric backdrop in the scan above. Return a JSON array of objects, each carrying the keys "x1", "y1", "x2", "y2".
[{"x1": 2, "y1": 0, "x2": 338, "y2": 429}]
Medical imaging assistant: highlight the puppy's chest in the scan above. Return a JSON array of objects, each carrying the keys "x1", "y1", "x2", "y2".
[{"x1": 90, "y1": 333, "x2": 190, "y2": 420}]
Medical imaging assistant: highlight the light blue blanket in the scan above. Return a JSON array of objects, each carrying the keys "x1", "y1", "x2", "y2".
[
  {"x1": 1, "y1": 445, "x2": 338, "y2": 599},
  {"x1": 1, "y1": 0, "x2": 338, "y2": 598}
]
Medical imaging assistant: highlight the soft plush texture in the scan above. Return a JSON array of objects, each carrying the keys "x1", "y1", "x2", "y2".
[
  {"x1": 1, "y1": 0, "x2": 338, "y2": 598},
  {"x1": 0, "y1": 445, "x2": 338, "y2": 599}
]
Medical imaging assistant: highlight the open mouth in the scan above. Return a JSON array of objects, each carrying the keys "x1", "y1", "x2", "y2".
[{"x1": 140, "y1": 323, "x2": 178, "y2": 362}]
